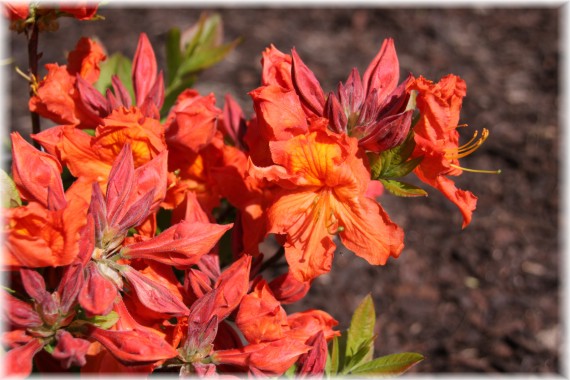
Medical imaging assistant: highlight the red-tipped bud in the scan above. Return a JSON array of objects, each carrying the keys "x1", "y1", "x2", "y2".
[
  {"x1": 133, "y1": 33, "x2": 158, "y2": 107},
  {"x1": 58, "y1": 262, "x2": 85, "y2": 314},
  {"x1": 297, "y1": 331, "x2": 327, "y2": 377},
  {"x1": 106, "y1": 144, "x2": 135, "y2": 225},
  {"x1": 4, "y1": 293, "x2": 42, "y2": 328},
  {"x1": 78, "y1": 262, "x2": 119, "y2": 317},
  {"x1": 111, "y1": 75, "x2": 132, "y2": 109},
  {"x1": 19, "y1": 268, "x2": 50, "y2": 305},
  {"x1": 86, "y1": 324, "x2": 178, "y2": 365},
  {"x1": 140, "y1": 71, "x2": 164, "y2": 119},
  {"x1": 52, "y1": 330, "x2": 91, "y2": 369},
  {"x1": 122, "y1": 267, "x2": 190, "y2": 316},
  {"x1": 362, "y1": 38, "x2": 400, "y2": 104},
  {"x1": 186, "y1": 269, "x2": 213, "y2": 300},
  {"x1": 291, "y1": 48, "x2": 325, "y2": 117},
  {"x1": 324, "y1": 92, "x2": 347, "y2": 134},
  {"x1": 358, "y1": 110, "x2": 413, "y2": 152},
  {"x1": 221, "y1": 93, "x2": 247, "y2": 150},
  {"x1": 343, "y1": 68, "x2": 365, "y2": 114},
  {"x1": 183, "y1": 314, "x2": 218, "y2": 362},
  {"x1": 268, "y1": 272, "x2": 310, "y2": 304},
  {"x1": 10, "y1": 132, "x2": 66, "y2": 210},
  {"x1": 123, "y1": 221, "x2": 231, "y2": 268},
  {"x1": 76, "y1": 75, "x2": 108, "y2": 119},
  {"x1": 4, "y1": 338, "x2": 45, "y2": 377},
  {"x1": 212, "y1": 254, "x2": 252, "y2": 321}
]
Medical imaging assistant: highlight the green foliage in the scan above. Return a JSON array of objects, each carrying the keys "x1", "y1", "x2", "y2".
[
  {"x1": 350, "y1": 352, "x2": 425, "y2": 376},
  {"x1": 380, "y1": 179, "x2": 428, "y2": 198},
  {"x1": 325, "y1": 295, "x2": 424, "y2": 377},
  {"x1": 368, "y1": 130, "x2": 427, "y2": 198},
  {"x1": 94, "y1": 52, "x2": 134, "y2": 100},
  {"x1": 0, "y1": 169, "x2": 21, "y2": 208},
  {"x1": 162, "y1": 13, "x2": 242, "y2": 117}
]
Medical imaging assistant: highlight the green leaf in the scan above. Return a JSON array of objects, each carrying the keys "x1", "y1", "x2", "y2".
[
  {"x1": 0, "y1": 169, "x2": 21, "y2": 208},
  {"x1": 346, "y1": 294, "x2": 376, "y2": 367},
  {"x1": 86, "y1": 311, "x2": 119, "y2": 330},
  {"x1": 326, "y1": 335, "x2": 340, "y2": 376},
  {"x1": 379, "y1": 179, "x2": 428, "y2": 198},
  {"x1": 343, "y1": 335, "x2": 377, "y2": 374},
  {"x1": 284, "y1": 363, "x2": 297, "y2": 378},
  {"x1": 369, "y1": 130, "x2": 419, "y2": 181},
  {"x1": 178, "y1": 39, "x2": 241, "y2": 75},
  {"x1": 381, "y1": 156, "x2": 424, "y2": 179},
  {"x1": 350, "y1": 352, "x2": 424, "y2": 375},
  {"x1": 165, "y1": 27, "x2": 182, "y2": 87},
  {"x1": 94, "y1": 53, "x2": 134, "y2": 100}
]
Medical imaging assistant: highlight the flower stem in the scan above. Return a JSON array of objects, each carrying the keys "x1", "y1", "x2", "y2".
[{"x1": 27, "y1": 21, "x2": 41, "y2": 149}]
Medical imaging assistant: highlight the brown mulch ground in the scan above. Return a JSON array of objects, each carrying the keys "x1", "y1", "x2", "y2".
[{"x1": 8, "y1": 6, "x2": 560, "y2": 373}]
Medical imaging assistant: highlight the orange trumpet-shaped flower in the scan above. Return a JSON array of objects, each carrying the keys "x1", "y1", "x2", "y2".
[
  {"x1": 252, "y1": 127, "x2": 404, "y2": 282},
  {"x1": 409, "y1": 75, "x2": 482, "y2": 228},
  {"x1": 4, "y1": 196, "x2": 87, "y2": 269},
  {"x1": 29, "y1": 37, "x2": 106, "y2": 128}
]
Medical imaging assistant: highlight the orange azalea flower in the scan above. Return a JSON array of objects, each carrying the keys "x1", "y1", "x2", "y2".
[
  {"x1": 409, "y1": 74, "x2": 487, "y2": 228},
  {"x1": 4, "y1": 198, "x2": 87, "y2": 268},
  {"x1": 252, "y1": 126, "x2": 404, "y2": 281},
  {"x1": 29, "y1": 37, "x2": 106, "y2": 128},
  {"x1": 34, "y1": 106, "x2": 166, "y2": 187},
  {"x1": 59, "y1": 3, "x2": 99, "y2": 21}
]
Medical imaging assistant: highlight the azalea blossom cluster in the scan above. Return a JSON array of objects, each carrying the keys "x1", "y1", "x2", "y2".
[{"x1": 3, "y1": 5, "x2": 492, "y2": 377}]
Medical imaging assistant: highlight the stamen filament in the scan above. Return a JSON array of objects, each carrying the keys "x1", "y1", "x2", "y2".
[
  {"x1": 445, "y1": 128, "x2": 490, "y2": 160},
  {"x1": 450, "y1": 163, "x2": 501, "y2": 174}
]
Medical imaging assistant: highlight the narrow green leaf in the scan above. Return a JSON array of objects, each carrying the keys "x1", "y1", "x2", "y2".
[
  {"x1": 178, "y1": 39, "x2": 241, "y2": 75},
  {"x1": 165, "y1": 28, "x2": 182, "y2": 86},
  {"x1": 367, "y1": 152, "x2": 383, "y2": 180},
  {"x1": 94, "y1": 53, "x2": 134, "y2": 100},
  {"x1": 343, "y1": 335, "x2": 377, "y2": 374},
  {"x1": 346, "y1": 294, "x2": 376, "y2": 367},
  {"x1": 381, "y1": 156, "x2": 424, "y2": 179},
  {"x1": 183, "y1": 14, "x2": 208, "y2": 60},
  {"x1": 0, "y1": 169, "x2": 21, "y2": 208},
  {"x1": 196, "y1": 13, "x2": 223, "y2": 48},
  {"x1": 350, "y1": 352, "x2": 424, "y2": 375},
  {"x1": 379, "y1": 179, "x2": 428, "y2": 198},
  {"x1": 326, "y1": 335, "x2": 340, "y2": 376}
]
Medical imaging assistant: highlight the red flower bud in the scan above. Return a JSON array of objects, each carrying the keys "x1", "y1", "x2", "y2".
[
  {"x1": 122, "y1": 267, "x2": 190, "y2": 316},
  {"x1": 4, "y1": 338, "x2": 45, "y2": 377},
  {"x1": 51, "y1": 330, "x2": 91, "y2": 369},
  {"x1": 4, "y1": 293, "x2": 42, "y2": 328},
  {"x1": 86, "y1": 324, "x2": 178, "y2": 365},
  {"x1": 291, "y1": 48, "x2": 325, "y2": 117},
  {"x1": 123, "y1": 221, "x2": 232, "y2": 268},
  {"x1": 297, "y1": 331, "x2": 327, "y2": 377},
  {"x1": 132, "y1": 33, "x2": 158, "y2": 108},
  {"x1": 78, "y1": 262, "x2": 119, "y2": 317},
  {"x1": 268, "y1": 272, "x2": 311, "y2": 304},
  {"x1": 11, "y1": 132, "x2": 66, "y2": 210}
]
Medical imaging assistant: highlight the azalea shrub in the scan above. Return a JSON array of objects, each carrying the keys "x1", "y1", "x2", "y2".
[{"x1": 2, "y1": 4, "x2": 498, "y2": 377}]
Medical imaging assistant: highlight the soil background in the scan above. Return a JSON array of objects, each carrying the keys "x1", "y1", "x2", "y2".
[{"x1": 8, "y1": 5, "x2": 561, "y2": 374}]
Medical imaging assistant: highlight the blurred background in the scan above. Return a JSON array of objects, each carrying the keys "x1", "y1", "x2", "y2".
[{"x1": 8, "y1": 6, "x2": 560, "y2": 373}]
